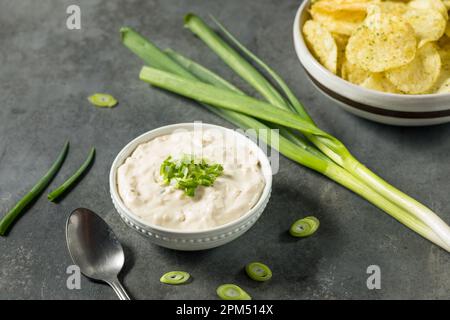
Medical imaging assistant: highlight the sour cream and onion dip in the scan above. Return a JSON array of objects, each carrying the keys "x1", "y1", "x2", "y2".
[{"x1": 116, "y1": 127, "x2": 266, "y2": 231}]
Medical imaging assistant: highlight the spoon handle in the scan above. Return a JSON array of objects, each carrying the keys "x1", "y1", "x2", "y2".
[{"x1": 109, "y1": 279, "x2": 131, "y2": 300}]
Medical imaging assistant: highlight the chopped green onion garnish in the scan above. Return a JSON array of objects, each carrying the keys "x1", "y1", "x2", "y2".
[
  {"x1": 88, "y1": 93, "x2": 118, "y2": 108},
  {"x1": 245, "y1": 262, "x2": 272, "y2": 282},
  {"x1": 160, "y1": 155, "x2": 223, "y2": 197},
  {"x1": 216, "y1": 284, "x2": 251, "y2": 300},
  {"x1": 47, "y1": 147, "x2": 95, "y2": 202},
  {"x1": 0, "y1": 141, "x2": 69, "y2": 236},
  {"x1": 160, "y1": 271, "x2": 190, "y2": 285},
  {"x1": 290, "y1": 216, "x2": 320, "y2": 238}
]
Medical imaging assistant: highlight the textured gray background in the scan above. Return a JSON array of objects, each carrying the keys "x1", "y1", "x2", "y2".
[{"x1": 0, "y1": 0, "x2": 449, "y2": 300}]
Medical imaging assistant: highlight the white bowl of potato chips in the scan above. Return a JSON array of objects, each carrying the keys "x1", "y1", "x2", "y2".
[{"x1": 293, "y1": 0, "x2": 450, "y2": 126}]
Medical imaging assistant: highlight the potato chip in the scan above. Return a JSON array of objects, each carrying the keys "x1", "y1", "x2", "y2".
[
  {"x1": 332, "y1": 33, "x2": 349, "y2": 75},
  {"x1": 317, "y1": 0, "x2": 373, "y2": 3},
  {"x1": 429, "y1": 48, "x2": 450, "y2": 92},
  {"x1": 345, "y1": 5, "x2": 417, "y2": 72},
  {"x1": 360, "y1": 73, "x2": 401, "y2": 93},
  {"x1": 403, "y1": 8, "x2": 446, "y2": 47},
  {"x1": 311, "y1": 0, "x2": 371, "y2": 13},
  {"x1": 310, "y1": 2, "x2": 367, "y2": 35},
  {"x1": 310, "y1": 11, "x2": 364, "y2": 35},
  {"x1": 385, "y1": 43, "x2": 441, "y2": 93},
  {"x1": 379, "y1": 1, "x2": 408, "y2": 16},
  {"x1": 444, "y1": 0, "x2": 450, "y2": 10},
  {"x1": 437, "y1": 77, "x2": 450, "y2": 92},
  {"x1": 341, "y1": 58, "x2": 371, "y2": 84},
  {"x1": 408, "y1": 0, "x2": 448, "y2": 19},
  {"x1": 304, "y1": 0, "x2": 450, "y2": 94},
  {"x1": 303, "y1": 20, "x2": 338, "y2": 74}
]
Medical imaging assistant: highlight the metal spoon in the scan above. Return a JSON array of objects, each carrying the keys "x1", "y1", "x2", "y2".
[{"x1": 66, "y1": 208, "x2": 131, "y2": 300}]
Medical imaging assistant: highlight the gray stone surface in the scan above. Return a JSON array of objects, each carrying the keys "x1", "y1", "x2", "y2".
[{"x1": 0, "y1": 0, "x2": 449, "y2": 300}]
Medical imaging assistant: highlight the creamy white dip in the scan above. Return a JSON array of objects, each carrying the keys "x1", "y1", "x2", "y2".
[{"x1": 117, "y1": 129, "x2": 266, "y2": 231}]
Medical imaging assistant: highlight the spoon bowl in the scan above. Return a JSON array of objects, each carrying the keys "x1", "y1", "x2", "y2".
[{"x1": 66, "y1": 208, "x2": 130, "y2": 300}]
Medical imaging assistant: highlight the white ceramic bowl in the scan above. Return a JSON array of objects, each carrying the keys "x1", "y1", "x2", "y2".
[
  {"x1": 293, "y1": 0, "x2": 450, "y2": 126},
  {"x1": 110, "y1": 123, "x2": 272, "y2": 251}
]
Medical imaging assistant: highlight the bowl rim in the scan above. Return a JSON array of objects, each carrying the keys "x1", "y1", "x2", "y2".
[
  {"x1": 293, "y1": 0, "x2": 450, "y2": 101},
  {"x1": 109, "y1": 122, "x2": 273, "y2": 236}
]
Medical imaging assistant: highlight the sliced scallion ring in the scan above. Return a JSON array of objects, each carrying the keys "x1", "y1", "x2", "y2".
[
  {"x1": 160, "y1": 271, "x2": 190, "y2": 285},
  {"x1": 88, "y1": 93, "x2": 118, "y2": 108},
  {"x1": 245, "y1": 262, "x2": 272, "y2": 282},
  {"x1": 216, "y1": 284, "x2": 251, "y2": 300},
  {"x1": 290, "y1": 216, "x2": 320, "y2": 237}
]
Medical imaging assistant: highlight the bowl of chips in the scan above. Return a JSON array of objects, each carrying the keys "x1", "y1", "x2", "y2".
[{"x1": 293, "y1": 0, "x2": 450, "y2": 126}]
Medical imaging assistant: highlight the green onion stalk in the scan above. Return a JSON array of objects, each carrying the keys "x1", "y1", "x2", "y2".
[
  {"x1": 120, "y1": 18, "x2": 450, "y2": 252},
  {"x1": 0, "y1": 141, "x2": 69, "y2": 235},
  {"x1": 47, "y1": 147, "x2": 95, "y2": 202}
]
